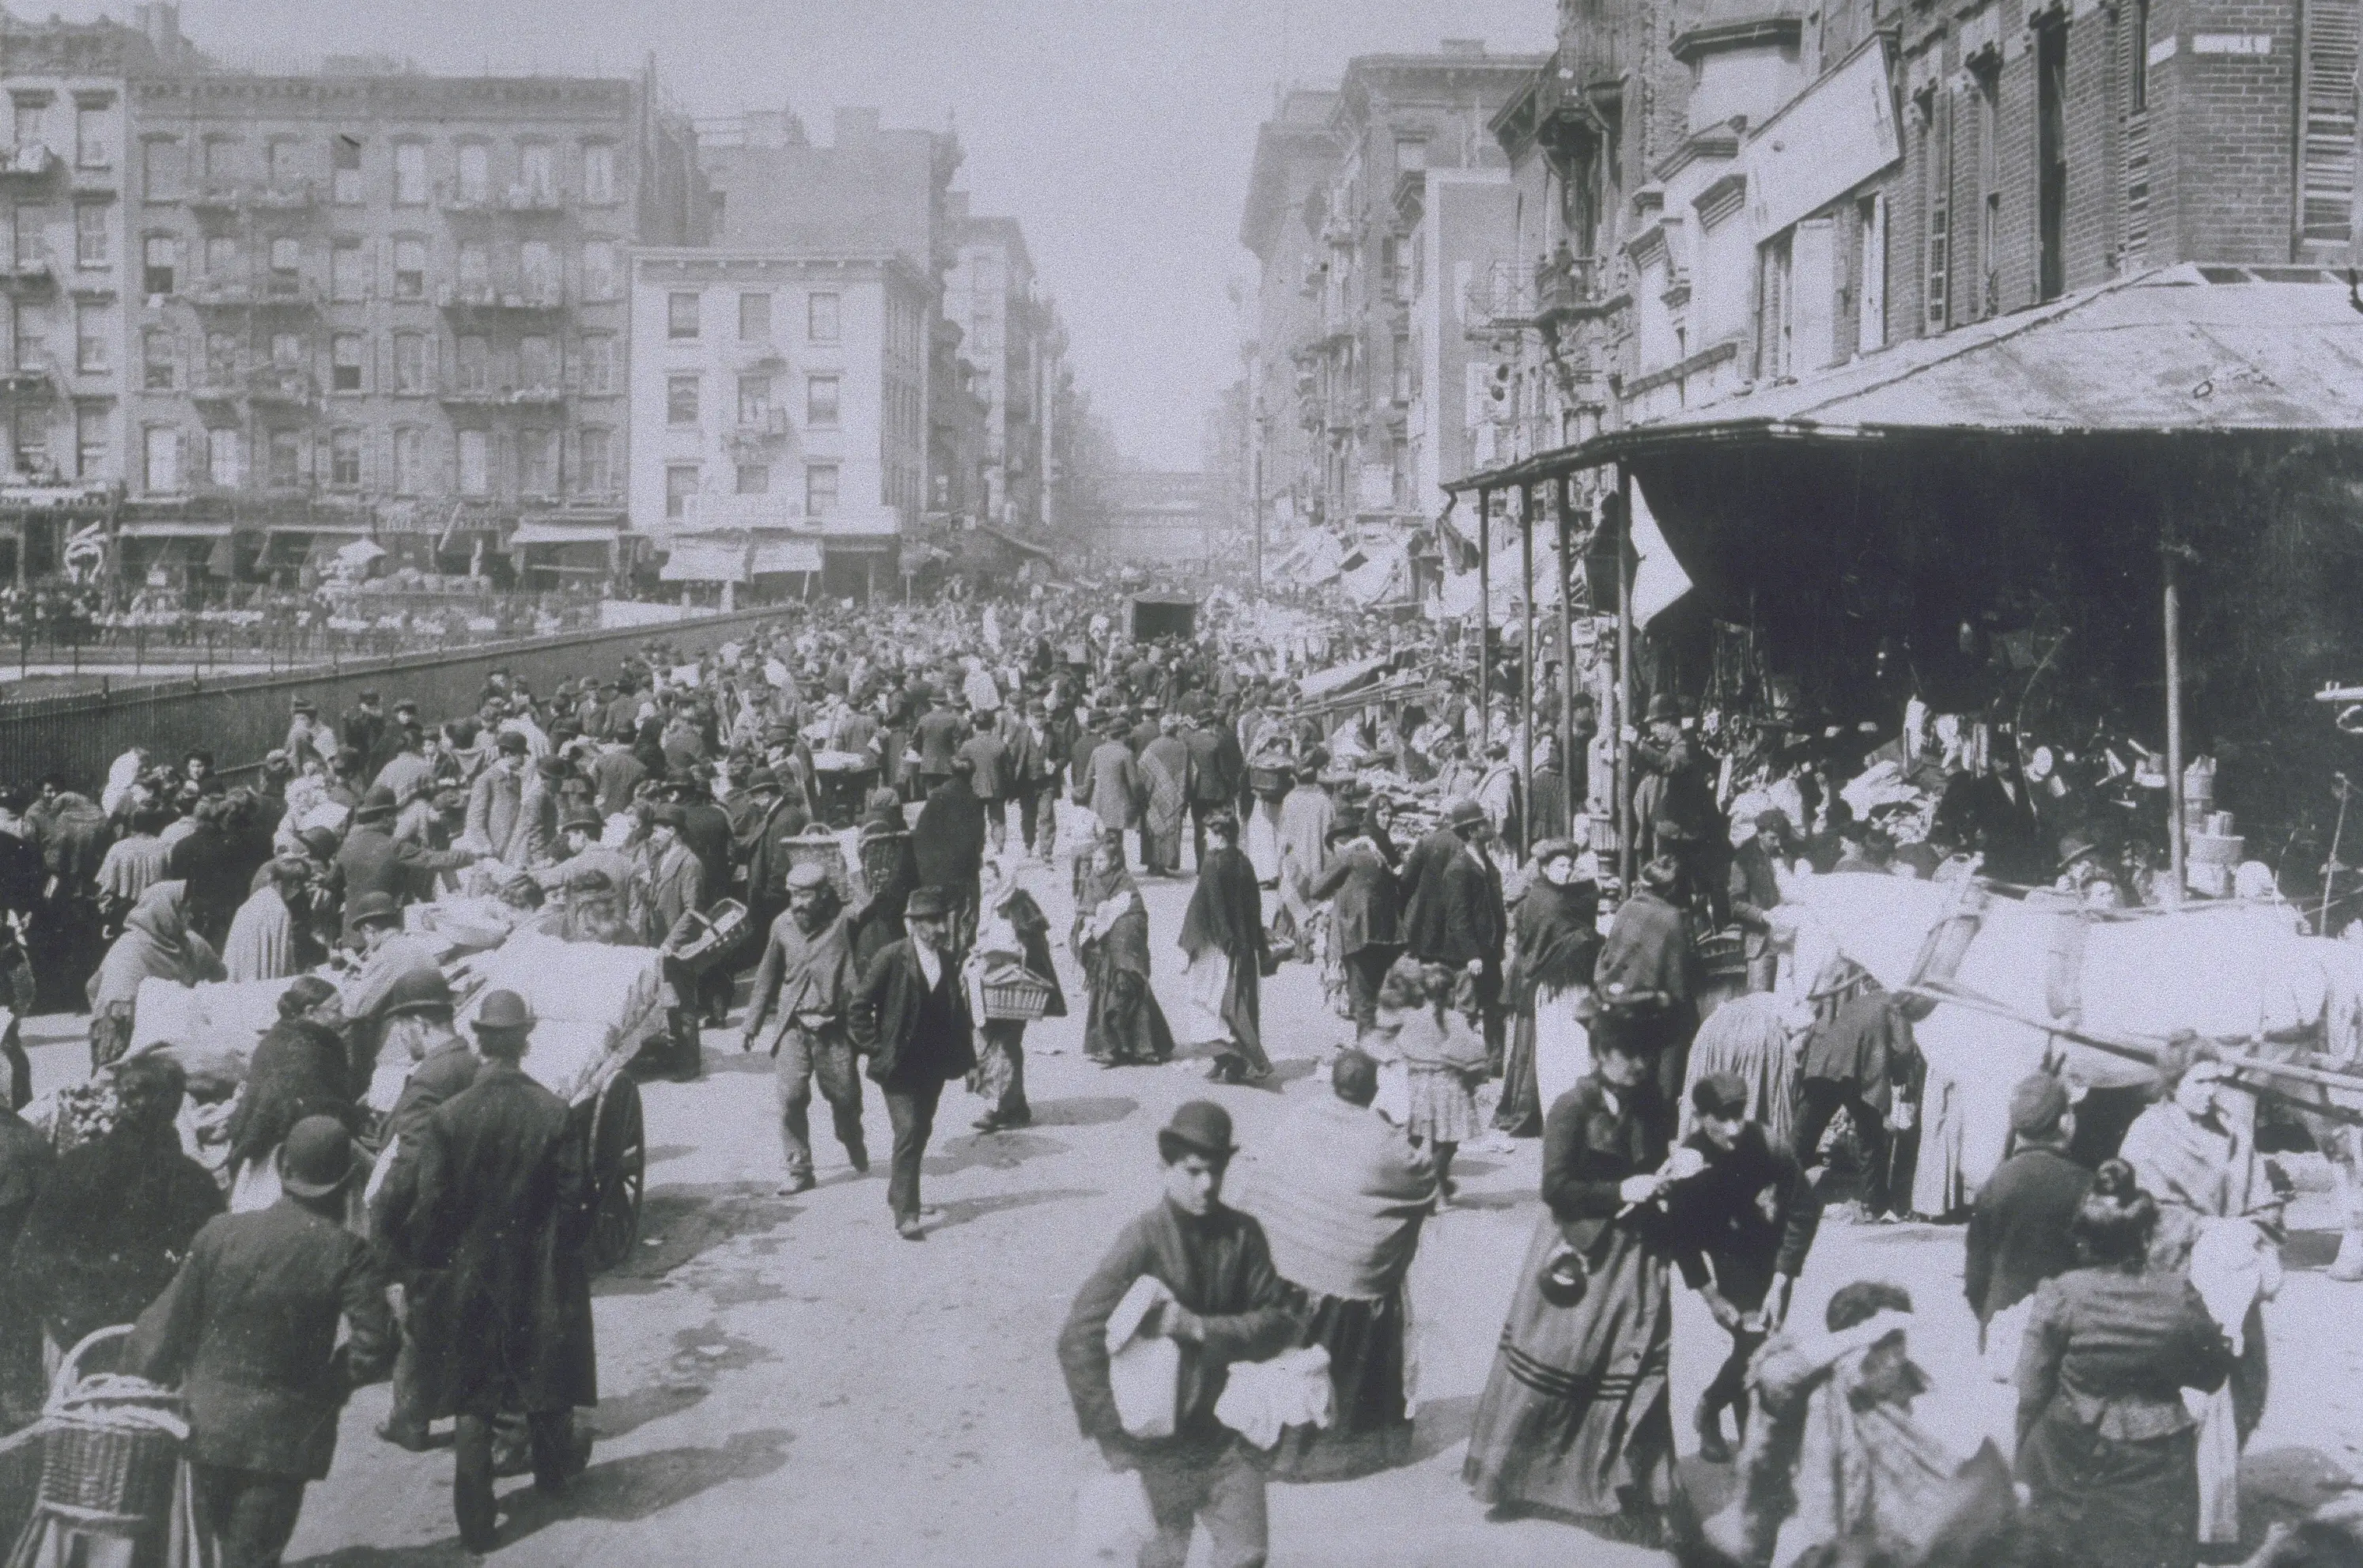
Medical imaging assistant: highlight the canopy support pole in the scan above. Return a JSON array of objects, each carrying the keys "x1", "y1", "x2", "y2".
[
  {"x1": 1616, "y1": 464, "x2": 1635, "y2": 894},
  {"x1": 1477, "y1": 486, "x2": 1492, "y2": 753},
  {"x1": 1520, "y1": 482, "x2": 1535, "y2": 860},
  {"x1": 1556, "y1": 474, "x2": 1578, "y2": 852},
  {"x1": 2165, "y1": 519, "x2": 2187, "y2": 904}
]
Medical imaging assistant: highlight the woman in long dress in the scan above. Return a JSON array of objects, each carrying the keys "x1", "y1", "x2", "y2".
[
  {"x1": 1465, "y1": 1026, "x2": 1684, "y2": 1541},
  {"x1": 1179, "y1": 812, "x2": 1272, "y2": 1083},
  {"x1": 1498, "y1": 840, "x2": 1601, "y2": 1138},
  {"x1": 225, "y1": 976, "x2": 359, "y2": 1212},
  {"x1": 1070, "y1": 833, "x2": 1173, "y2": 1067},
  {"x1": 2015, "y1": 1159, "x2": 2236, "y2": 1568},
  {"x1": 964, "y1": 855, "x2": 1065, "y2": 1131},
  {"x1": 85, "y1": 879, "x2": 223, "y2": 1071},
  {"x1": 221, "y1": 856, "x2": 320, "y2": 983}
]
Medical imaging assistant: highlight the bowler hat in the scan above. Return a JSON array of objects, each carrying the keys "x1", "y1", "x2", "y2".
[
  {"x1": 1442, "y1": 797, "x2": 1485, "y2": 829},
  {"x1": 785, "y1": 861, "x2": 834, "y2": 892},
  {"x1": 474, "y1": 989, "x2": 535, "y2": 1033},
  {"x1": 1158, "y1": 1101, "x2": 1238, "y2": 1161},
  {"x1": 535, "y1": 755, "x2": 568, "y2": 780},
  {"x1": 1691, "y1": 1072, "x2": 1751, "y2": 1120},
  {"x1": 651, "y1": 803, "x2": 687, "y2": 828},
  {"x1": 745, "y1": 769, "x2": 781, "y2": 794},
  {"x1": 906, "y1": 886, "x2": 953, "y2": 920},
  {"x1": 561, "y1": 810, "x2": 602, "y2": 834},
  {"x1": 1645, "y1": 693, "x2": 1684, "y2": 724},
  {"x1": 298, "y1": 827, "x2": 341, "y2": 863},
  {"x1": 497, "y1": 731, "x2": 530, "y2": 756},
  {"x1": 354, "y1": 786, "x2": 398, "y2": 823},
  {"x1": 347, "y1": 890, "x2": 403, "y2": 928},
  {"x1": 280, "y1": 1116, "x2": 356, "y2": 1198},
  {"x1": 2009, "y1": 1071, "x2": 2083, "y2": 1137},
  {"x1": 380, "y1": 968, "x2": 453, "y2": 1018}
]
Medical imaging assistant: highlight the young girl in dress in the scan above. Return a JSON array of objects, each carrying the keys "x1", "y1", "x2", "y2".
[{"x1": 1377, "y1": 960, "x2": 1490, "y2": 1203}]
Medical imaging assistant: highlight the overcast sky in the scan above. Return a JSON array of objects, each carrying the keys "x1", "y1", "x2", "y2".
[{"x1": 80, "y1": 0, "x2": 1552, "y2": 467}]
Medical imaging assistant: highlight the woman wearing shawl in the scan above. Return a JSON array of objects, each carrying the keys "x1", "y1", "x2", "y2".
[
  {"x1": 1070, "y1": 833, "x2": 1173, "y2": 1066},
  {"x1": 221, "y1": 857, "x2": 319, "y2": 983},
  {"x1": 225, "y1": 976, "x2": 360, "y2": 1212},
  {"x1": 1137, "y1": 713, "x2": 1192, "y2": 877},
  {"x1": 87, "y1": 880, "x2": 223, "y2": 1071},
  {"x1": 1240, "y1": 1048, "x2": 1436, "y2": 1481},
  {"x1": 1180, "y1": 812, "x2": 1272, "y2": 1084},
  {"x1": 963, "y1": 856, "x2": 1066, "y2": 1132},
  {"x1": 1498, "y1": 840, "x2": 1602, "y2": 1138}
]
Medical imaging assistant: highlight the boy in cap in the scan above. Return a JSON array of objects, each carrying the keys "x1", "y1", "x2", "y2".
[
  {"x1": 1669, "y1": 1071, "x2": 1822, "y2": 1463},
  {"x1": 1057, "y1": 1101, "x2": 1296, "y2": 1568},
  {"x1": 128, "y1": 1116, "x2": 395, "y2": 1568},
  {"x1": 1964, "y1": 1071, "x2": 2091, "y2": 1379}
]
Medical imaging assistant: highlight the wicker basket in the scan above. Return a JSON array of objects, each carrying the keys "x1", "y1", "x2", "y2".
[
  {"x1": 784, "y1": 832, "x2": 854, "y2": 903},
  {"x1": 36, "y1": 1326, "x2": 181, "y2": 1524},
  {"x1": 981, "y1": 970, "x2": 1057, "y2": 1022},
  {"x1": 1249, "y1": 765, "x2": 1292, "y2": 801},
  {"x1": 1694, "y1": 926, "x2": 1749, "y2": 981}
]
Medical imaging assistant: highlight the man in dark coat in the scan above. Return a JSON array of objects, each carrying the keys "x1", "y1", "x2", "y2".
[
  {"x1": 1791, "y1": 977, "x2": 1920, "y2": 1221},
  {"x1": 1058, "y1": 1101, "x2": 1296, "y2": 1568},
  {"x1": 849, "y1": 886, "x2": 976, "y2": 1240},
  {"x1": 1729, "y1": 810, "x2": 1793, "y2": 993},
  {"x1": 1594, "y1": 854, "x2": 1701, "y2": 1121},
  {"x1": 1401, "y1": 797, "x2": 1506, "y2": 1064},
  {"x1": 1669, "y1": 1073, "x2": 1822, "y2": 1464},
  {"x1": 914, "y1": 692, "x2": 964, "y2": 797},
  {"x1": 380, "y1": 991, "x2": 594, "y2": 1554},
  {"x1": 0, "y1": 1086, "x2": 51, "y2": 1426},
  {"x1": 732, "y1": 769, "x2": 809, "y2": 972},
  {"x1": 743, "y1": 863, "x2": 868, "y2": 1193},
  {"x1": 1964, "y1": 1072, "x2": 2092, "y2": 1367},
  {"x1": 1183, "y1": 707, "x2": 1245, "y2": 872},
  {"x1": 1309, "y1": 811, "x2": 1402, "y2": 1035},
  {"x1": 337, "y1": 788, "x2": 478, "y2": 934},
  {"x1": 127, "y1": 1117, "x2": 395, "y2": 1568},
  {"x1": 911, "y1": 758, "x2": 988, "y2": 950}
]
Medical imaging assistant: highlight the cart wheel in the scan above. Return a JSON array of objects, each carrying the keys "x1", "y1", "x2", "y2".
[{"x1": 588, "y1": 1075, "x2": 645, "y2": 1272}]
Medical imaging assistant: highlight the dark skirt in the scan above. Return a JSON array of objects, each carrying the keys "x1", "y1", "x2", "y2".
[
  {"x1": 1083, "y1": 967, "x2": 1174, "y2": 1064},
  {"x1": 1463, "y1": 1211, "x2": 1680, "y2": 1541},
  {"x1": 1495, "y1": 1008, "x2": 1543, "y2": 1135},
  {"x1": 2017, "y1": 1412, "x2": 2201, "y2": 1568},
  {"x1": 1268, "y1": 1283, "x2": 1413, "y2": 1483}
]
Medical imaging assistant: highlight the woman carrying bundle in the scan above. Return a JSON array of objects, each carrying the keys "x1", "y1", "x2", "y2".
[{"x1": 964, "y1": 855, "x2": 1065, "y2": 1132}]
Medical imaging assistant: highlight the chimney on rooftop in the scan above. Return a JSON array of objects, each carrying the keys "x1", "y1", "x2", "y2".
[
  {"x1": 1439, "y1": 37, "x2": 1486, "y2": 56},
  {"x1": 833, "y1": 107, "x2": 881, "y2": 148}
]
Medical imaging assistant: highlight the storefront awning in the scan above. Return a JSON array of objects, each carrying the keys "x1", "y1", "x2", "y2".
[
  {"x1": 750, "y1": 538, "x2": 822, "y2": 575},
  {"x1": 977, "y1": 523, "x2": 1056, "y2": 560},
  {"x1": 659, "y1": 539, "x2": 750, "y2": 583},
  {"x1": 116, "y1": 520, "x2": 234, "y2": 540},
  {"x1": 1450, "y1": 263, "x2": 2363, "y2": 492},
  {"x1": 510, "y1": 520, "x2": 622, "y2": 548}
]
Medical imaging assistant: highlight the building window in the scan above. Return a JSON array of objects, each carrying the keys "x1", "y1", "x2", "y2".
[
  {"x1": 203, "y1": 426, "x2": 240, "y2": 488},
  {"x1": 519, "y1": 427, "x2": 554, "y2": 493},
  {"x1": 270, "y1": 331, "x2": 303, "y2": 370},
  {"x1": 331, "y1": 239, "x2": 365, "y2": 301},
  {"x1": 1858, "y1": 193, "x2": 1888, "y2": 352},
  {"x1": 263, "y1": 138, "x2": 299, "y2": 189},
  {"x1": 807, "y1": 292, "x2": 839, "y2": 343},
  {"x1": 667, "y1": 373, "x2": 699, "y2": 424},
  {"x1": 10, "y1": 303, "x2": 39, "y2": 371},
  {"x1": 1923, "y1": 95, "x2": 1951, "y2": 331},
  {"x1": 76, "y1": 406, "x2": 106, "y2": 478},
  {"x1": 580, "y1": 332, "x2": 614, "y2": 395},
  {"x1": 392, "y1": 237, "x2": 425, "y2": 299},
  {"x1": 11, "y1": 410, "x2": 43, "y2": 476},
  {"x1": 10, "y1": 97, "x2": 42, "y2": 154},
  {"x1": 456, "y1": 142, "x2": 490, "y2": 205},
  {"x1": 204, "y1": 236, "x2": 236, "y2": 278},
  {"x1": 331, "y1": 135, "x2": 362, "y2": 205},
  {"x1": 2036, "y1": 19, "x2": 2068, "y2": 302},
  {"x1": 331, "y1": 332, "x2": 363, "y2": 392},
  {"x1": 739, "y1": 291, "x2": 771, "y2": 341},
  {"x1": 391, "y1": 426, "x2": 424, "y2": 494},
  {"x1": 142, "y1": 425, "x2": 178, "y2": 491},
  {"x1": 261, "y1": 429, "x2": 300, "y2": 488},
  {"x1": 141, "y1": 138, "x2": 181, "y2": 202},
  {"x1": 329, "y1": 426, "x2": 362, "y2": 487},
  {"x1": 735, "y1": 463, "x2": 769, "y2": 495},
  {"x1": 142, "y1": 233, "x2": 175, "y2": 296},
  {"x1": 520, "y1": 240, "x2": 555, "y2": 302},
  {"x1": 393, "y1": 142, "x2": 427, "y2": 206},
  {"x1": 665, "y1": 463, "x2": 698, "y2": 520},
  {"x1": 393, "y1": 331, "x2": 426, "y2": 393},
  {"x1": 737, "y1": 375, "x2": 771, "y2": 425},
  {"x1": 807, "y1": 374, "x2": 839, "y2": 426},
  {"x1": 68, "y1": 203, "x2": 104, "y2": 270},
  {"x1": 204, "y1": 332, "x2": 236, "y2": 383},
  {"x1": 667, "y1": 290, "x2": 700, "y2": 339},
  {"x1": 519, "y1": 144, "x2": 554, "y2": 203},
  {"x1": 805, "y1": 462, "x2": 838, "y2": 516},
  {"x1": 2131, "y1": 0, "x2": 2151, "y2": 112},
  {"x1": 1975, "y1": 70, "x2": 2002, "y2": 316},
  {"x1": 74, "y1": 104, "x2": 107, "y2": 168},
  {"x1": 74, "y1": 303, "x2": 105, "y2": 373},
  {"x1": 142, "y1": 327, "x2": 175, "y2": 391},
  {"x1": 457, "y1": 429, "x2": 488, "y2": 494},
  {"x1": 519, "y1": 334, "x2": 554, "y2": 391},
  {"x1": 456, "y1": 240, "x2": 488, "y2": 291},
  {"x1": 203, "y1": 138, "x2": 237, "y2": 185},
  {"x1": 583, "y1": 142, "x2": 616, "y2": 205},
  {"x1": 12, "y1": 211, "x2": 40, "y2": 272},
  {"x1": 579, "y1": 427, "x2": 612, "y2": 492},
  {"x1": 269, "y1": 236, "x2": 301, "y2": 275},
  {"x1": 582, "y1": 240, "x2": 617, "y2": 300},
  {"x1": 456, "y1": 334, "x2": 488, "y2": 393}
]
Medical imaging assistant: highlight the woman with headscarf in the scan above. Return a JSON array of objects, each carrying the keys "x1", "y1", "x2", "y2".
[
  {"x1": 1071, "y1": 833, "x2": 1173, "y2": 1067},
  {"x1": 221, "y1": 856, "x2": 319, "y2": 984},
  {"x1": 963, "y1": 855, "x2": 1065, "y2": 1132},
  {"x1": 1498, "y1": 838, "x2": 1602, "y2": 1138},
  {"x1": 86, "y1": 880, "x2": 224, "y2": 1071},
  {"x1": 1179, "y1": 812, "x2": 1273, "y2": 1084},
  {"x1": 225, "y1": 977, "x2": 359, "y2": 1213}
]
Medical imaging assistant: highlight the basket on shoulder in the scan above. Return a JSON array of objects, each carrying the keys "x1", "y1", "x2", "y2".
[{"x1": 980, "y1": 968, "x2": 1057, "y2": 1022}]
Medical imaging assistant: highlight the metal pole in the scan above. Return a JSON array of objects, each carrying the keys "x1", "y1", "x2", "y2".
[
  {"x1": 1556, "y1": 474, "x2": 1578, "y2": 847},
  {"x1": 1251, "y1": 444, "x2": 1265, "y2": 602},
  {"x1": 1519, "y1": 481, "x2": 1535, "y2": 860},
  {"x1": 1616, "y1": 464, "x2": 1635, "y2": 894},
  {"x1": 2164, "y1": 527, "x2": 2186, "y2": 903},
  {"x1": 1477, "y1": 486, "x2": 1492, "y2": 753}
]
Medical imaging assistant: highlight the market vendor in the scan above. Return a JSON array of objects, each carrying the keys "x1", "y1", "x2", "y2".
[{"x1": 341, "y1": 890, "x2": 444, "y2": 1084}]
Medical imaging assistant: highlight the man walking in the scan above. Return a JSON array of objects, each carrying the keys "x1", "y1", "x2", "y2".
[
  {"x1": 382, "y1": 991, "x2": 595, "y2": 1555},
  {"x1": 1401, "y1": 797, "x2": 1506, "y2": 1066},
  {"x1": 1184, "y1": 706, "x2": 1244, "y2": 873},
  {"x1": 1057, "y1": 1102, "x2": 1297, "y2": 1568},
  {"x1": 743, "y1": 862, "x2": 868, "y2": 1195},
  {"x1": 1964, "y1": 1071, "x2": 2092, "y2": 1378},
  {"x1": 1309, "y1": 809, "x2": 1402, "y2": 1037},
  {"x1": 128, "y1": 1117, "x2": 395, "y2": 1568},
  {"x1": 850, "y1": 886, "x2": 975, "y2": 1241}
]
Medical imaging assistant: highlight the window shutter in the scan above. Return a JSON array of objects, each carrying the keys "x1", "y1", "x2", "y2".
[{"x1": 2301, "y1": 0, "x2": 2361, "y2": 251}]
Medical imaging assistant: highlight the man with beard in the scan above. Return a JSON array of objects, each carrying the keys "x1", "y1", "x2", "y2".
[
  {"x1": 850, "y1": 886, "x2": 975, "y2": 1240},
  {"x1": 743, "y1": 862, "x2": 868, "y2": 1194},
  {"x1": 911, "y1": 756, "x2": 988, "y2": 952}
]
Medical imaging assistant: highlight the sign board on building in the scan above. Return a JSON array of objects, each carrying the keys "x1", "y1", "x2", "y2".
[
  {"x1": 2191, "y1": 32, "x2": 2271, "y2": 52},
  {"x1": 1745, "y1": 38, "x2": 1902, "y2": 238}
]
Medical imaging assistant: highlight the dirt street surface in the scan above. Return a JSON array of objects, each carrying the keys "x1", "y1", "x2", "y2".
[{"x1": 24, "y1": 822, "x2": 2363, "y2": 1567}]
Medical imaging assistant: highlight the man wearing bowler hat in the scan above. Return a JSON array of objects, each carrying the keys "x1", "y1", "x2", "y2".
[
  {"x1": 128, "y1": 1116, "x2": 395, "y2": 1568},
  {"x1": 849, "y1": 885, "x2": 975, "y2": 1239},
  {"x1": 381, "y1": 990, "x2": 595, "y2": 1554},
  {"x1": 1058, "y1": 1102, "x2": 1296, "y2": 1568}
]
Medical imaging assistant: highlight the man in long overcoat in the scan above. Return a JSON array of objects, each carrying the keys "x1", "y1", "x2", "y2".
[
  {"x1": 849, "y1": 886, "x2": 976, "y2": 1241},
  {"x1": 1402, "y1": 798, "x2": 1507, "y2": 1062},
  {"x1": 381, "y1": 992, "x2": 594, "y2": 1554}
]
